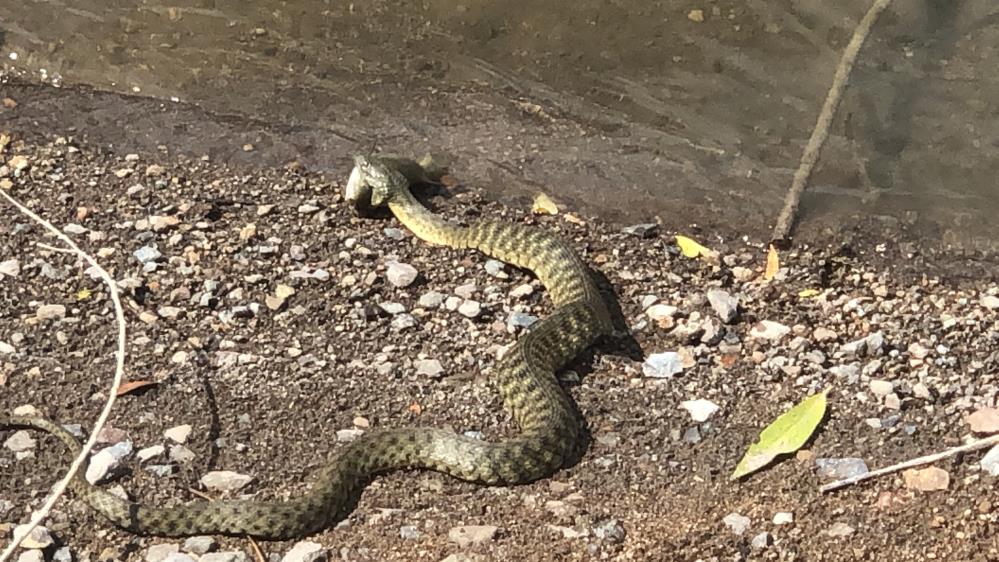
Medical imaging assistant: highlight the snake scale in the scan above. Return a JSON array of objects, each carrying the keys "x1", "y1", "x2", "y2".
[{"x1": 1, "y1": 155, "x2": 612, "y2": 539}]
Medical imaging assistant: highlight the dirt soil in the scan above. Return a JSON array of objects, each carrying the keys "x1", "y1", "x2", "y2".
[{"x1": 1, "y1": 122, "x2": 999, "y2": 562}]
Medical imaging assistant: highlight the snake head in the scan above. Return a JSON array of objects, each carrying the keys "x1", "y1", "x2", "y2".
[{"x1": 346, "y1": 155, "x2": 409, "y2": 216}]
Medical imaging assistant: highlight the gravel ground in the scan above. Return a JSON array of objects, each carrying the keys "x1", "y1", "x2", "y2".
[{"x1": 2, "y1": 135, "x2": 999, "y2": 561}]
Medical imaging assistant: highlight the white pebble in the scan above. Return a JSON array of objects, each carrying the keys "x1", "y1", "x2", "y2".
[{"x1": 680, "y1": 399, "x2": 720, "y2": 422}]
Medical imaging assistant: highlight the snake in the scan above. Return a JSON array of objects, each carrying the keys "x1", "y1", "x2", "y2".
[{"x1": 1, "y1": 154, "x2": 613, "y2": 539}]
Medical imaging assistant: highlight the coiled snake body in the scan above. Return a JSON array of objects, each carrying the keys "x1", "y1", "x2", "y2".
[{"x1": 1, "y1": 155, "x2": 612, "y2": 539}]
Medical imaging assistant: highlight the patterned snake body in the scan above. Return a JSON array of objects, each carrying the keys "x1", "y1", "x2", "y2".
[{"x1": 2, "y1": 155, "x2": 611, "y2": 539}]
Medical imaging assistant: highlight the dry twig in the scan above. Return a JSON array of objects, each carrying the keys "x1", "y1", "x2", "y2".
[
  {"x1": 771, "y1": 0, "x2": 894, "y2": 243},
  {"x1": 821, "y1": 433, "x2": 999, "y2": 493},
  {"x1": 0, "y1": 187, "x2": 127, "y2": 561}
]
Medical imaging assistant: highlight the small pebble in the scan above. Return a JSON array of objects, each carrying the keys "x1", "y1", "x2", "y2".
[
  {"x1": 980, "y1": 444, "x2": 999, "y2": 476},
  {"x1": 86, "y1": 441, "x2": 134, "y2": 484},
  {"x1": 621, "y1": 223, "x2": 658, "y2": 238},
  {"x1": 506, "y1": 311, "x2": 539, "y2": 329},
  {"x1": 385, "y1": 261, "x2": 418, "y2": 288},
  {"x1": 815, "y1": 457, "x2": 869, "y2": 479},
  {"x1": 418, "y1": 291, "x2": 444, "y2": 308},
  {"x1": 4, "y1": 430, "x2": 36, "y2": 452},
  {"x1": 280, "y1": 541, "x2": 325, "y2": 562},
  {"x1": 484, "y1": 260, "x2": 507, "y2": 278},
  {"x1": 415, "y1": 359, "x2": 444, "y2": 378},
  {"x1": 706, "y1": 289, "x2": 739, "y2": 323},
  {"x1": 35, "y1": 304, "x2": 67, "y2": 321},
  {"x1": 772, "y1": 512, "x2": 794, "y2": 525},
  {"x1": 448, "y1": 525, "x2": 499, "y2": 547},
  {"x1": 182, "y1": 536, "x2": 217, "y2": 555},
  {"x1": 399, "y1": 525, "x2": 421, "y2": 540},
  {"x1": 13, "y1": 524, "x2": 54, "y2": 549},
  {"x1": 750, "y1": 320, "x2": 790, "y2": 340},
  {"x1": 680, "y1": 399, "x2": 720, "y2": 422},
  {"x1": 592, "y1": 519, "x2": 626, "y2": 543},
  {"x1": 722, "y1": 513, "x2": 751, "y2": 535},
  {"x1": 391, "y1": 314, "x2": 418, "y2": 330},
  {"x1": 336, "y1": 429, "x2": 365, "y2": 442},
  {"x1": 458, "y1": 300, "x2": 482, "y2": 318},
  {"x1": 133, "y1": 246, "x2": 162, "y2": 264},
  {"x1": 643, "y1": 352, "x2": 683, "y2": 378},
  {"x1": 200, "y1": 554, "x2": 249, "y2": 562},
  {"x1": 146, "y1": 544, "x2": 180, "y2": 562},
  {"x1": 825, "y1": 522, "x2": 855, "y2": 537},
  {"x1": 200, "y1": 471, "x2": 253, "y2": 492},
  {"x1": 751, "y1": 531, "x2": 771, "y2": 549}
]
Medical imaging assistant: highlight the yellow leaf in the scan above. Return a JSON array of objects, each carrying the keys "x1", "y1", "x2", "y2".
[
  {"x1": 764, "y1": 244, "x2": 780, "y2": 280},
  {"x1": 798, "y1": 288, "x2": 821, "y2": 298},
  {"x1": 675, "y1": 235, "x2": 711, "y2": 259},
  {"x1": 731, "y1": 390, "x2": 828, "y2": 480},
  {"x1": 76, "y1": 288, "x2": 92, "y2": 301},
  {"x1": 532, "y1": 193, "x2": 559, "y2": 215}
]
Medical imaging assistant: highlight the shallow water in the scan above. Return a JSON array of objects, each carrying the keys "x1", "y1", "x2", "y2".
[{"x1": 2, "y1": 0, "x2": 997, "y2": 249}]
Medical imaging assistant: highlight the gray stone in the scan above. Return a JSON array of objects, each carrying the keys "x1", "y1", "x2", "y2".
[
  {"x1": 643, "y1": 352, "x2": 683, "y2": 378},
  {"x1": 825, "y1": 522, "x2": 855, "y2": 537},
  {"x1": 146, "y1": 544, "x2": 180, "y2": 562},
  {"x1": 981, "y1": 444, "x2": 999, "y2": 476},
  {"x1": 200, "y1": 553, "x2": 250, "y2": 562},
  {"x1": 418, "y1": 291, "x2": 445, "y2": 308},
  {"x1": 750, "y1": 320, "x2": 790, "y2": 340},
  {"x1": 53, "y1": 547, "x2": 72, "y2": 562},
  {"x1": 448, "y1": 525, "x2": 499, "y2": 547},
  {"x1": 13, "y1": 524, "x2": 53, "y2": 548},
  {"x1": 4, "y1": 430, "x2": 36, "y2": 452},
  {"x1": 869, "y1": 379, "x2": 894, "y2": 397},
  {"x1": 621, "y1": 223, "x2": 658, "y2": 238},
  {"x1": 645, "y1": 304, "x2": 677, "y2": 321},
  {"x1": 484, "y1": 260, "x2": 508, "y2": 278},
  {"x1": 0, "y1": 258, "x2": 20, "y2": 277},
  {"x1": 391, "y1": 314, "x2": 418, "y2": 331},
  {"x1": 182, "y1": 536, "x2": 217, "y2": 555},
  {"x1": 506, "y1": 311, "x2": 539, "y2": 329},
  {"x1": 386, "y1": 261, "x2": 418, "y2": 288},
  {"x1": 200, "y1": 471, "x2": 253, "y2": 492},
  {"x1": 399, "y1": 525, "x2": 421, "y2": 540},
  {"x1": 722, "y1": 512, "x2": 751, "y2": 535},
  {"x1": 133, "y1": 245, "x2": 162, "y2": 263},
  {"x1": 751, "y1": 531, "x2": 771, "y2": 549},
  {"x1": 592, "y1": 518, "x2": 625, "y2": 543},
  {"x1": 706, "y1": 289, "x2": 739, "y2": 323},
  {"x1": 379, "y1": 302, "x2": 406, "y2": 315},
  {"x1": 457, "y1": 300, "x2": 481, "y2": 318},
  {"x1": 164, "y1": 424, "x2": 193, "y2": 444},
  {"x1": 415, "y1": 359, "x2": 444, "y2": 378},
  {"x1": 454, "y1": 283, "x2": 477, "y2": 299},
  {"x1": 280, "y1": 541, "x2": 326, "y2": 562},
  {"x1": 17, "y1": 551, "x2": 43, "y2": 562},
  {"x1": 815, "y1": 457, "x2": 869, "y2": 479},
  {"x1": 336, "y1": 429, "x2": 365, "y2": 443},
  {"x1": 35, "y1": 304, "x2": 67, "y2": 320},
  {"x1": 383, "y1": 227, "x2": 406, "y2": 240},
  {"x1": 86, "y1": 441, "x2": 134, "y2": 484}
]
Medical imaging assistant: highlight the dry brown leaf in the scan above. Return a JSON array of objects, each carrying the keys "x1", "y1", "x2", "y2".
[
  {"x1": 764, "y1": 244, "x2": 780, "y2": 280},
  {"x1": 116, "y1": 379, "x2": 158, "y2": 396},
  {"x1": 966, "y1": 407, "x2": 999, "y2": 433},
  {"x1": 902, "y1": 466, "x2": 950, "y2": 491}
]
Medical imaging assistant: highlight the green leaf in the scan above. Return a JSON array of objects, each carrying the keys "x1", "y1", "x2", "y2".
[{"x1": 731, "y1": 390, "x2": 828, "y2": 480}]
